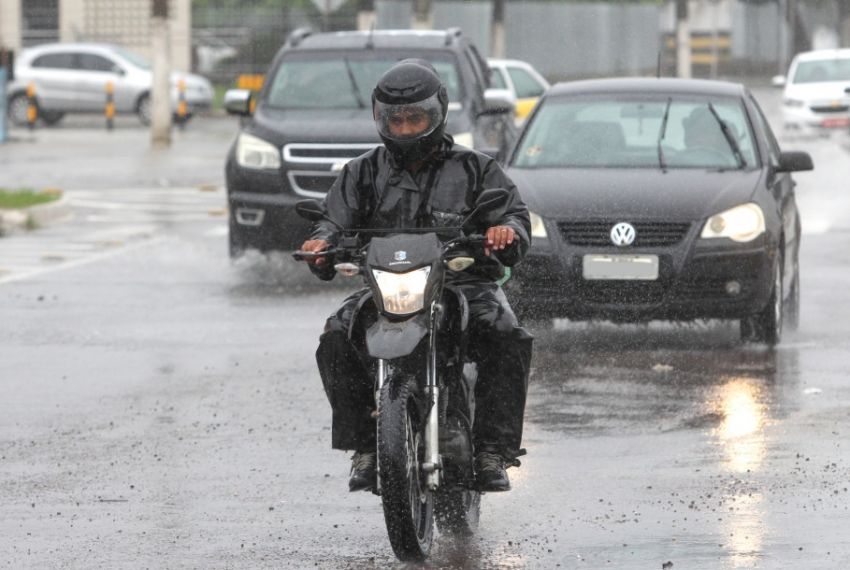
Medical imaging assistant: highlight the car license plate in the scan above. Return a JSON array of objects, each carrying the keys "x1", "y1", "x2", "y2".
[{"x1": 583, "y1": 254, "x2": 659, "y2": 280}]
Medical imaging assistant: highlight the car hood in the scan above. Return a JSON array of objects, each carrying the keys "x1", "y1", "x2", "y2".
[
  {"x1": 247, "y1": 107, "x2": 469, "y2": 147},
  {"x1": 506, "y1": 167, "x2": 764, "y2": 221},
  {"x1": 784, "y1": 81, "x2": 850, "y2": 102}
]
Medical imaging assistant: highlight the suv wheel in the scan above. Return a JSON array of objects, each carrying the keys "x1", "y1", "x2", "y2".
[{"x1": 7, "y1": 93, "x2": 32, "y2": 127}]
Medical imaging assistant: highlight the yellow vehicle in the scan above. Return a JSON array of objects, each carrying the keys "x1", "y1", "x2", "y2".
[{"x1": 488, "y1": 58, "x2": 549, "y2": 125}]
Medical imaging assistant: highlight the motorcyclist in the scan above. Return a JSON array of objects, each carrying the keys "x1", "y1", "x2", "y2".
[{"x1": 299, "y1": 59, "x2": 533, "y2": 493}]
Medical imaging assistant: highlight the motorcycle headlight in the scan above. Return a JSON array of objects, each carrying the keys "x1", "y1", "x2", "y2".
[
  {"x1": 530, "y1": 211, "x2": 547, "y2": 239},
  {"x1": 372, "y1": 267, "x2": 431, "y2": 316},
  {"x1": 452, "y1": 131, "x2": 474, "y2": 148},
  {"x1": 236, "y1": 133, "x2": 281, "y2": 169},
  {"x1": 701, "y1": 203, "x2": 765, "y2": 243}
]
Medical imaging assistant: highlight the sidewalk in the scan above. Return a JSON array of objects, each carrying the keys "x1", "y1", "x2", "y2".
[{"x1": 0, "y1": 195, "x2": 72, "y2": 236}]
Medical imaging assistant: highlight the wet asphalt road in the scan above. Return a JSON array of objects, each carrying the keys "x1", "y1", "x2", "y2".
[{"x1": 2, "y1": 88, "x2": 850, "y2": 569}]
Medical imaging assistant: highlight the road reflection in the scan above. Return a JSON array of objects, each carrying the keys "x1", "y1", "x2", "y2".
[{"x1": 714, "y1": 378, "x2": 767, "y2": 473}]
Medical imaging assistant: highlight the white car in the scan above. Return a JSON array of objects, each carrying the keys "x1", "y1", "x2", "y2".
[
  {"x1": 773, "y1": 48, "x2": 850, "y2": 134},
  {"x1": 488, "y1": 58, "x2": 549, "y2": 125},
  {"x1": 5, "y1": 43, "x2": 213, "y2": 127}
]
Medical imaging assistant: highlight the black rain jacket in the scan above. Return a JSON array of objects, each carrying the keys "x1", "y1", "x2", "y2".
[{"x1": 309, "y1": 135, "x2": 531, "y2": 282}]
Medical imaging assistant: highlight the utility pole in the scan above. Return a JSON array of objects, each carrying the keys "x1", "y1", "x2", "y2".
[
  {"x1": 676, "y1": 0, "x2": 692, "y2": 79},
  {"x1": 151, "y1": 0, "x2": 172, "y2": 148},
  {"x1": 491, "y1": 0, "x2": 506, "y2": 58}
]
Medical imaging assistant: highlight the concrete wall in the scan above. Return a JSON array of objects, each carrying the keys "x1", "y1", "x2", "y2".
[{"x1": 0, "y1": 0, "x2": 22, "y2": 52}]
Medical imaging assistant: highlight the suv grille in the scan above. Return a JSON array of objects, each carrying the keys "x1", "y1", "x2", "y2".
[
  {"x1": 558, "y1": 221, "x2": 691, "y2": 247},
  {"x1": 283, "y1": 143, "x2": 380, "y2": 198}
]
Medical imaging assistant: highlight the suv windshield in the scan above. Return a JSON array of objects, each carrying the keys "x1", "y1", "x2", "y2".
[
  {"x1": 512, "y1": 95, "x2": 758, "y2": 170},
  {"x1": 792, "y1": 58, "x2": 850, "y2": 83},
  {"x1": 265, "y1": 52, "x2": 463, "y2": 110}
]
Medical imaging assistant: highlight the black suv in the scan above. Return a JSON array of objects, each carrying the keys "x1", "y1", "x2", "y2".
[{"x1": 224, "y1": 28, "x2": 517, "y2": 256}]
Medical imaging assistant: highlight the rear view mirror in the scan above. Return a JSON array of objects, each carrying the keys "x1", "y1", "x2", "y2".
[
  {"x1": 462, "y1": 188, "x2": 511, "y2": 227},
  {"x1": 481, "y1": 88, "x2": 516, "y2": 116},
  {"x1": 776, "y1": 151, "x2": 813, "y2": 173},
  {"x1": 224, "y1": 89, "x2": 253, "y2": 116},
  {"x1": 295, "y1": 199, "x2": 325, "y2": 222}
]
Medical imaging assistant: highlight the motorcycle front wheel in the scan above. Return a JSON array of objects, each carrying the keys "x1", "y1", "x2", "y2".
[{"x1": 377, "y1": 377, "x2": 433, "y2": 561}]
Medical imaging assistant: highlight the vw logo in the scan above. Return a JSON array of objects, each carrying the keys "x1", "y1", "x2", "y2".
[{"x1": 610, "y1": 222, "x2": 636, "y2": 247}]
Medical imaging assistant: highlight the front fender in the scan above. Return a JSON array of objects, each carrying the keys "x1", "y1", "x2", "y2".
[{"x1": 366, "y1": 313, "x2": 429, "y2": 360}]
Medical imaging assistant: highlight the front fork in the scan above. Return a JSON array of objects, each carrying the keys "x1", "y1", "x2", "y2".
[{"x1": 373, "y1": 302, "x2": 443, "y2": 494}]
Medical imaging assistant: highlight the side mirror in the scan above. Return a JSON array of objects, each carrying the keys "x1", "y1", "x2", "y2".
[
  {"x1": 295, "y1": 199, "x2": 325, "y2": 222},
  {"x1": 462, "y1": 188, "x2": 511, "y2": 227},
  {"x1": 224, "y1": 89, "x2": 253, "y2": 116},
  {"x1": 776, "y1": 151, "x2": 813, "y2": 173},
  {"x1": 771, "y1": 75, "x2": 787, "y2": 88},
  {"x1": 481, "y1": 88, "x2": 516, "y2": 116}
]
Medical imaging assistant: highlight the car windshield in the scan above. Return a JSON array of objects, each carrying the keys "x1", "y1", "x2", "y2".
[
  {"x1": 265, "y1": 52, "x2": 463, "y2": 110},
  {"x1": 512, "y1": 94, "x2": 759, "y2": 170},
  {"x1": 112, "y1": 47, "x2": 151, "y2": 70},
  {"x1": 792, "y1": 58, "x2": 850, "y2": 83}
]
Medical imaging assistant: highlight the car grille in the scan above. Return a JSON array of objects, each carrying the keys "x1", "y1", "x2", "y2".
[
  {"x1": 283, "y1": 143, "x2": 380, "y2": 197},
  {"x1": 576, "y1": 281, "x2": 666, "y2": 304},
  {"x1": 809, "y1": 104, "x2": 849, "y2": 114},
  {"x1": 558, "y1": 221, "x2": 691, "y2": 247}
]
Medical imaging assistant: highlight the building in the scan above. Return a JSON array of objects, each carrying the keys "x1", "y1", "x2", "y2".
[{"x1": 0, "y1": 0, "x2": 191, "y2": 72}]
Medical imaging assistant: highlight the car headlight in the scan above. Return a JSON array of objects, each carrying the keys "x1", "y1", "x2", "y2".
[
  {"x1": 783, "y1": 98, "x2": 805, "y2": 108},
  {"x1": 701, "y1": 203, "x2": 765, "y2": 243},
  {"x1": 530, "y1": 211, "x2": 548, "y2": 239},
  {"x1": 453, "y1": 131, "x2": 474, "y2": 148},
  {"x1": 373, "y1": 267, "x2": 431, "y2": 316},
  {"x1": 236, "y1": 133, "x2": 281, "y2": 169}
]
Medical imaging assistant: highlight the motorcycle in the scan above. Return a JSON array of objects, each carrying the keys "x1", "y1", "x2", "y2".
[{"x1": 293, "y1": 188, "x2": 510, "y2": 561}]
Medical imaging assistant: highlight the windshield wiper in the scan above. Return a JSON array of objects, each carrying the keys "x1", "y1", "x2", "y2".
[
  {"x1": 656, "y1": 97, "x2": 672, "y2": 172},
  {"x1": 707, "y1": 103, "x2": 747, "y2": 169},
  {"x1": 342, "y1": 57, "x2": 366, "y2": 109}
]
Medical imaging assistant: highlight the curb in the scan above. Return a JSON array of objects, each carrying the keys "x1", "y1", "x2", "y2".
[{"x1": 0, "y1": 195, "x2": 72, "y2": 236}]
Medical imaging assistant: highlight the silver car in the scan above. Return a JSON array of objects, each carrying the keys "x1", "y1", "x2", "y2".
[{"x1": 5, "y1": 43, "x2": 213, "y2": 126}]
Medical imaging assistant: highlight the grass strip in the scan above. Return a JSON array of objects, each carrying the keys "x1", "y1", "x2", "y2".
[{"x1": 0, "y1": 189, "x2": 61, "y2": 209}]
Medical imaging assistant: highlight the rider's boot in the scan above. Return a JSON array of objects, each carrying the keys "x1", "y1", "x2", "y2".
[
  {"x1": 474, "y1": 451, "x2": 511, "y2": 492},
  {"x1": 348, "y1": 450, "x2": 377, "y2": 492}
]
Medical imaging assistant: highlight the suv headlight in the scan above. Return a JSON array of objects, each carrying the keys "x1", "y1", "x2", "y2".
[
  {"x1": 701, "y1": 203, "x2": 765, "y2": 243},
  {"x1": 373, "y1": 267, "x2": 431, "y2": 315},
  {"x1": 236, "y1": 133, "x2": 281, "y2": 169},
  {"x1": 530, "y1": 211, "x2": 547, "y2": 239}
]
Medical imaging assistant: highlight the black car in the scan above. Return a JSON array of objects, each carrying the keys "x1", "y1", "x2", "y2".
[
  {"x1": 223, "y1": 28, "x2": 517, "y2": 256},
  {"x1": 504, "y1": 78, "x2": 813, "y2": 345}
]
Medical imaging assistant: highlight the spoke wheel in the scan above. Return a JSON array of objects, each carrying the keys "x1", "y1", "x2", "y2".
[
  {"x1": 377, "y1": 378, "x2": 433, "y2": 561},
  {"x1": 435, "y1": 487, "x2": 480, "y2": 536}
]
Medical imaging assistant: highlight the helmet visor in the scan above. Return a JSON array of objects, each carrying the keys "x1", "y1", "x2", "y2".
[{"x1": 374, "y1": 92, "x2": 445, "y2": 142}]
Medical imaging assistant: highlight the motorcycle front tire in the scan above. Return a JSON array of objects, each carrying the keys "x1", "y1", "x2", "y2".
[{"x1": 377, "y1": 377, "x2": 434, "y2": 561}]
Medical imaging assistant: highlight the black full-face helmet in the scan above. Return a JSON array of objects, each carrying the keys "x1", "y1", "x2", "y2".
[{"x1": 372, "y1": 59, "x2": 449, "y2": 165}]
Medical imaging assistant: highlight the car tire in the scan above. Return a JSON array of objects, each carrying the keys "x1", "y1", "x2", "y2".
[
  {"x1": 786, "y1": 262, "x2": 800, "y2": 331},
  {"x1": 7, "y1": 93, "x2": 32, "y2": 127},
  {"x1": 136, "y1": 94, "x2": 151, "y2": 126},
  {"x1": 40, "y1": 110, "x2": 65, "y2": 126},
  {"x1": 228, "y1": 218, "x2": 246, "y2": 259},
  {"x1": 741, "y1": 253, "x2": 783, "y2": 346}
]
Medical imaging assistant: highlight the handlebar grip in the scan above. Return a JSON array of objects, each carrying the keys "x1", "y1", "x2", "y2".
[{"x1": 292, "y1": 250, "x2": 328, "y2": 261}]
